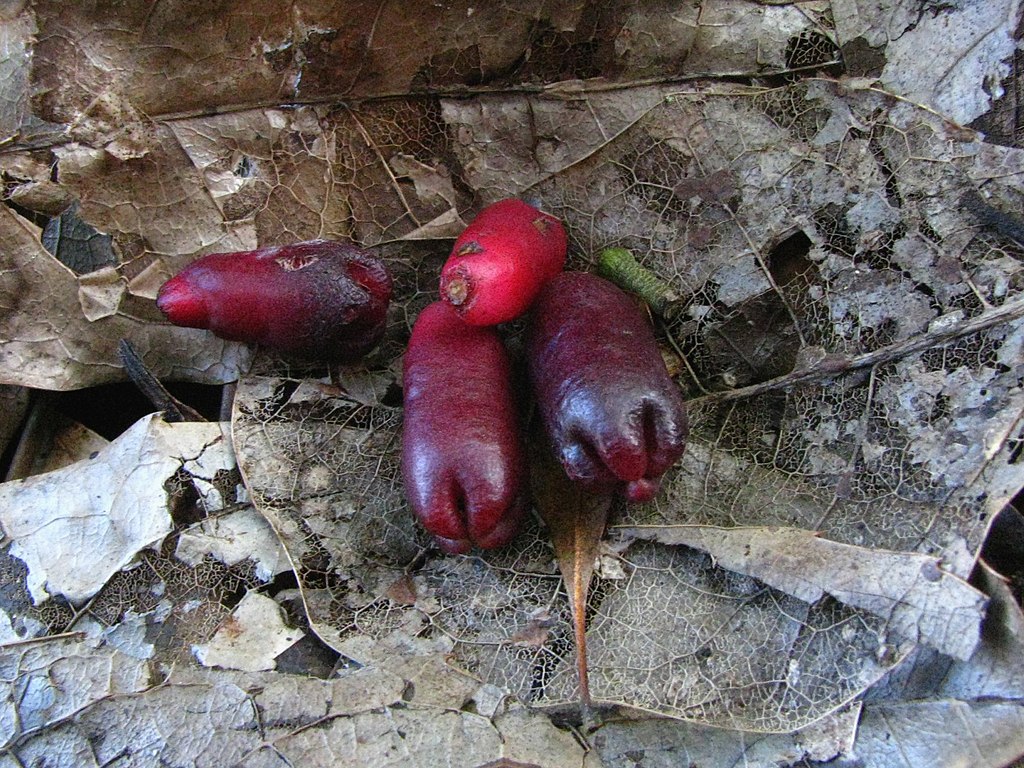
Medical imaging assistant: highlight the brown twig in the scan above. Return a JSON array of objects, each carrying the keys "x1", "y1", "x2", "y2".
[
  {"x1": 3, "y1": 391, "x2": 56, "y2": 482},
  {"x1": 117, "y1": 339, "x2": 206, "y2": 422},
  {"x1": 688, "y1": 294, "x2": 1024, "y2": 408},
  {"x1": 0, "y1": 630, "x2": 87, "y2": 650}
]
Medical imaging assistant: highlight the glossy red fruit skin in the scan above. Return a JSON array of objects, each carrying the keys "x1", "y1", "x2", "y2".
[
  {"x1": 439, "y1": 198, "x2": 567, "y2": 326},
  {"x1": 526, "y1": 272, "x2": 688, "y2": 501},
  {"x1": 156, "y1": 240, "x2": 392, "y2": 362},
  {"x1": 401, "y1": 302, "x2": 527, "y2": 553}
]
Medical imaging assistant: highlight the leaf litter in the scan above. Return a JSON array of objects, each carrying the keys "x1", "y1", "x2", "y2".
[
  {"x1": 2, "y1": 0, "x2": 1024, "y2": 765},
  {"x1": 230, "y1": 79, "x2": 1024, "y2": 735}
]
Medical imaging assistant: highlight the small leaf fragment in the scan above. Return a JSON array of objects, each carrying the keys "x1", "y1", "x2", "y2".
[{"x1": 193, "y1": 591, "x2": 304, "y2": 672}]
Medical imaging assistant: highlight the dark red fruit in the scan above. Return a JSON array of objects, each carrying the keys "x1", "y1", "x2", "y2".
[
  {"x1": 156, "y1": 240, "x2": 392, "y2": 362},
  {"x1": 439, "y1": 198, "x2": 566, "y2": 326},
  {"x1": 527, "y1": 272, "x2": 688, "y2": 502},
  {"x1": 401, "y1": 301, "x2": 527, "y2": 553}
]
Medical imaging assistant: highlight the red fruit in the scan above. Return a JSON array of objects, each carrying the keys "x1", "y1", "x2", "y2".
[
  {"x1": 526, "y1": 272, "x2": 688, "y2": 501},
  {"x1": 401, "y1": 301, "x2": 527, "y2": 553},
  {"x1": 439, "y1": 198, "x2": 566, "y2": 326},
  {"x1": 156, "y1": 240, "x2": 391, "y2": 362}
]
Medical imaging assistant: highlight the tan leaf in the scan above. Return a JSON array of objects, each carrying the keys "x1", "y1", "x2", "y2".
[
  {"x1": 0, "y1": 205, "x2": 252, "y2": 389},
  {"x1": 531, "y1": 436, "x2": 613, "y2": 710},
  {"x1": 0, "y1": 8, "x2": 34, "y2": 145}
]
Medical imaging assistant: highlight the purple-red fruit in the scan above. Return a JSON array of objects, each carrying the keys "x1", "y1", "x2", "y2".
[
  {"x1": 401, "y1": 301, "x2": 527, "y2": 553},
  {"x1": 527, "y1": 272, "x2": 688, "y2": 502},
  {"x1": 157, "y1": 240, "x2": 392, "y2": 362},
  {"x1": 439, "y1": 198, "x2": 567, "y2": 326}
]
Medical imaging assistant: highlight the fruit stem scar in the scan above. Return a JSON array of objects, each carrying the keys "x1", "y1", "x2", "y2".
[
  {"x1": 532, "y1": 217, "x2": 552, "y2": 234},
  {"x1": 446, "y1": 276, "x2": 470, "y2": 305}
]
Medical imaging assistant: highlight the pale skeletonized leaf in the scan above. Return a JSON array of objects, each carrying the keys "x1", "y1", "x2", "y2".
[
  {"x1": 593, "y1": 561, "x2": 1024, "y2": 767},
  {"x1": 616, "y1": 524, "x2": 987, "y2": 660},
  {"x1": 943, "y1": 563, "x2": 1024, "y2": 699},
  {"x1": 0, "y1": 415, "x2": 233, "y2": 604},
  {"x1": 52, "y1": 138, "x2": 254, "y2": 258},
  {"x1": 594, "y1": 703, "x2": 861, "y2": 768}
]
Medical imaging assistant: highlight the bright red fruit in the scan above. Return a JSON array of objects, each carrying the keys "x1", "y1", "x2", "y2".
[
  {"x1": 156, "y1": 240, "x2": 392, "y2": 362},
  {"x1": 401, "y1": 301, "x2": 527, "y2": 553},
  {"x1": 527, "y1": 272, "x2": 688, "y2": 502},
  {"x1": 439, "y1": 198, "x2": 566, "y2": 326}
]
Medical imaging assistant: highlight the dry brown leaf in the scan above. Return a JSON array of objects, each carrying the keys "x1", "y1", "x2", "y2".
[
  {"x1": 441, "y1": 87, "x2": 668, "y2": 202},
  {"x1": 167, "y1": 107, "x2": 353, "y2": 246},
  {"x1": 33, "y1": 416, "x2": 109, "y2": 474},
  {"x1": 26, "y1": 0, "x2": 831, "y2": 138},
  {"x1": 530, "y1": 437, "x2": 613, "y2": 711},
  {"x1": 0, "y1": 205, "x2": 252, "y2": 389},
  {"x1": 0, "y1": 8, "x2": 34, "y2": 145}
]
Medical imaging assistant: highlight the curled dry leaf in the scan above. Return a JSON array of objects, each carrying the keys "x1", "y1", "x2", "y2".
[{"x1": 616, "y1": 524, "x2": 988, "y2": 660}]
